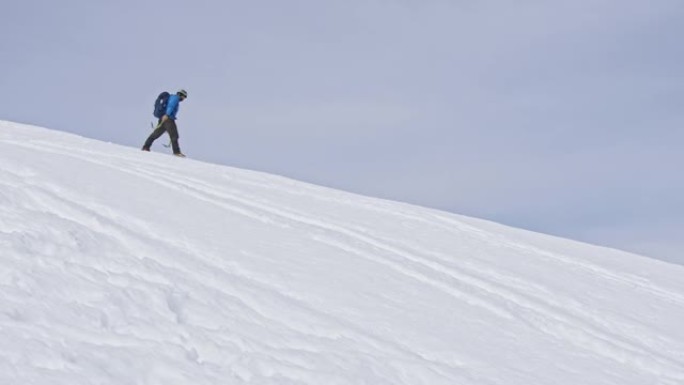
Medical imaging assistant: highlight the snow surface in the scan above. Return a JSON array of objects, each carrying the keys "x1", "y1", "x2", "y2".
[{"x1": 1, "y1": 120, "x2": 683, "y2": 385}]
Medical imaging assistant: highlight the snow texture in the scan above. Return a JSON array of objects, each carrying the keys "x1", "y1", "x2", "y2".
[{"x1": 1, "y1": 120, "x2": 683, "y2": 384}]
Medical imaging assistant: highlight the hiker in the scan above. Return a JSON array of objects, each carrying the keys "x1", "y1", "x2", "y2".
[{"x1": 142, "y1": 89, "x2": 188, "y2": 157}]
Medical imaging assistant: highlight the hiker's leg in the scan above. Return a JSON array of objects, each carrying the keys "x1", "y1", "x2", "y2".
[
  {"x1": 143, "y1": 124, "x2": 167, "y2": 150},
  {"x1": 166, "y1": 120, "x2": 182, "y2": 154}
]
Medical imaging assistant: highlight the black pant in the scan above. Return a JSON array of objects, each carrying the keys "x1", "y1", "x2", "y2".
[{"x1": 143, "y1": 119, "x2": 181, "y2": 154}]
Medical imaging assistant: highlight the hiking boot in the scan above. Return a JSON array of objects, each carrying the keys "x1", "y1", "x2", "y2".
[
  {"x1": 141, "y1": 147, "x2": 150, "y2": 152},
  {"x1": 174, "y1": 152, "x2": 186, "y2": 158}
]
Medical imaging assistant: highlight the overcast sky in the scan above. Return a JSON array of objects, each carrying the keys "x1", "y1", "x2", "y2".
[{"x1": 1, "y1": 0, "x2": 682, "y2": 264}]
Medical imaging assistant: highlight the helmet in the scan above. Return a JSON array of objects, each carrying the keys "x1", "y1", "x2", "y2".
[{"x1": 177, "y1": 89, "x2": 188, "y2": 98}]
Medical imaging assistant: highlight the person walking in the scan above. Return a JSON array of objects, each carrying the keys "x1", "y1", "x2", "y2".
[{"x1": 142, "y1": 89, "x2": 188, "y2": 157}]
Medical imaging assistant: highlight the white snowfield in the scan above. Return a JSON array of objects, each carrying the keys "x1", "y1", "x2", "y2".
[{"x1": 1, "y1": 120, "x2": 683, "y2": 385}]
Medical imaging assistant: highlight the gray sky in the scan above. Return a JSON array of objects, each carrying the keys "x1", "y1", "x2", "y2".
[{"x1": 2, "y1": 0, "x2": 683, "y2": 264}]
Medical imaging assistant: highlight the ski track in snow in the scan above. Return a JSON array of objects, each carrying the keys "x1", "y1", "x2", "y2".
[
  {"x1": 1, "y1": 125, "x2": 684, "y2": 385},
  {"x1": 1, "y1": 139, "x2": 475, "y2": 384},
  {"x1": 1, "y1": 188, "x2": 460, "y2": 383}
]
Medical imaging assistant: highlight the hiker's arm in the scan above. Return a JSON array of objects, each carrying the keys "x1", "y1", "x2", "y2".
[{"x1": 165, "y1": 96, "x2": 180, "y2": 119}]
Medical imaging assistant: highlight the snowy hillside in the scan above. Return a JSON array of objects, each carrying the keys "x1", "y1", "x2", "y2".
[{"x1": 1, "y1": 120, "x2": 683, "y2": 385}]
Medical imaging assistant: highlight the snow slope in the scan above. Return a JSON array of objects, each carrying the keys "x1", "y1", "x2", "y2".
[{"x1": 1, "y1": 120, "x2": 683, "y2": 385}]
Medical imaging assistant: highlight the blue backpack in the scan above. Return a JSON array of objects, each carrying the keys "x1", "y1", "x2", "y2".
[{"x1": 153, "y1": 91, "x2": 170, "y2": 118}]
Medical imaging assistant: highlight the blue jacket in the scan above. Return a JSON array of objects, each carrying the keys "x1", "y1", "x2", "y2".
[{"x1": 165, "y1": 94, "x2": 181, "y2": 120}]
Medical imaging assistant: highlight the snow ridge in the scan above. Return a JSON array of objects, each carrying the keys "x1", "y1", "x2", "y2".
[{"x1": 1, "y1": 121, "x2": 683, "y2": 385}]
